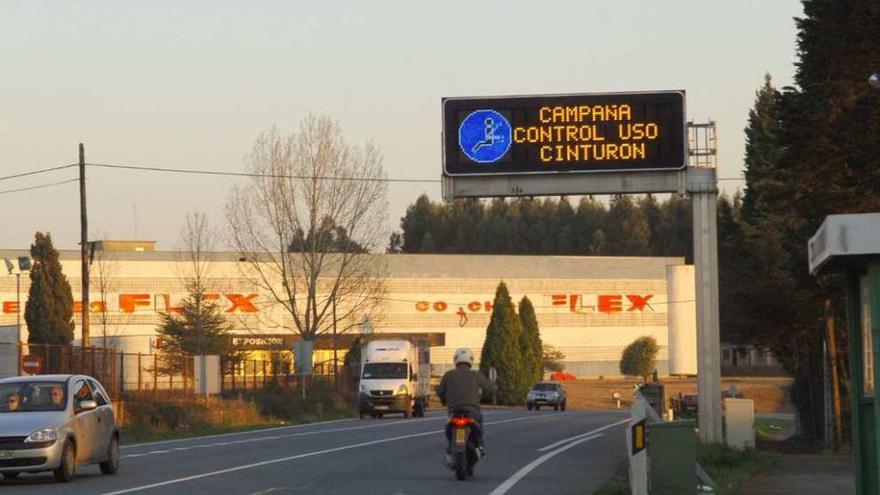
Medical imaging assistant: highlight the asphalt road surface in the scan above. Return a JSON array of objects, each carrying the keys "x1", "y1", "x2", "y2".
[{"x1": 3, "y1": 408, "x2": 629, "y2": 495}]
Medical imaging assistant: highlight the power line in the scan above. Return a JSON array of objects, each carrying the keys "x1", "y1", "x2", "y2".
[
  {"x1": 86, "y1": 162, "x2": 442, "y2": 184},
  {"x1": 0, "y1": 164, "x2": 76, "y2": 182},
  {"x1": 0, "y1": 178, "x2": 79, "y2": 196}
]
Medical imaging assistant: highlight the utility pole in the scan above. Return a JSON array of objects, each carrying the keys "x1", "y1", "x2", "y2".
[{"x1": 79, "y1": 143, "x2": 90, "y2": 348}]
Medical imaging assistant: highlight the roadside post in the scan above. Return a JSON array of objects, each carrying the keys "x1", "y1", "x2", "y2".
[{"x1": 489, "y1": 367, "x2": 497, "y2": 405}]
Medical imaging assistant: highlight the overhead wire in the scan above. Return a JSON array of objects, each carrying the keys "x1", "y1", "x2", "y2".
[
  {"x1": 86, "y1": 162, "x2": 442, "y2": 184},
  {"x1": 0, "y1": 178, "x2": 79, "y2": 196},
  {"x1": 0, "y1": 163, "x2": 77, "y2": 182}
]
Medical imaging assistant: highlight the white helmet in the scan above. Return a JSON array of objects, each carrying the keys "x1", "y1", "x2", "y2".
[{"x1": 453, "y1": 348, "x2": 474, "y2": 367}]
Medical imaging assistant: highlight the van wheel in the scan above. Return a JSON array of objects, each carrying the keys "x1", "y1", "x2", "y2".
[
  {"x1": 53, "y1": 441, "x2": 76, "y2": 483},
  {"x1": 100, "y1": 436, "x2": 120, "y2": 475}
]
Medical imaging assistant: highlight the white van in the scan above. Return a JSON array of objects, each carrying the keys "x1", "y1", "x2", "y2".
[{"x1": 358, "y1": 340, "x2": 429, "y2": 418}]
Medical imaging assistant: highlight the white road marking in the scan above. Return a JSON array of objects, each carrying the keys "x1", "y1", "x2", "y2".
[
  {"x1": 97, "y1": 414, "x2": 551, "y2": 495},
  {"x1": 489, "y1": 434, "x2": 604, "y2": 495},
  {"x1": 536, "y1": 418, "x2": 630, "y2": 452},
  {"x1": 121, "y1": 409, "x2": 515, "y2": 458},
  {"x1": 121, "y1": 416, "x2": 449, "y2": 458}
]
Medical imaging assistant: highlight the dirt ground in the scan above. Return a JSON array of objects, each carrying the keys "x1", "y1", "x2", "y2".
[{"x1": 562, "y1": 376, "x2": 795, "y2": 413}]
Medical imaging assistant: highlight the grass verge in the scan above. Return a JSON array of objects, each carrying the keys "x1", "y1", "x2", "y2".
[
  {"x1": 591, "y1": 443, "x2": 778, "y2": 495},
  {"x1": 121, "y1": 408, "x2": 355, "y2": 445}
]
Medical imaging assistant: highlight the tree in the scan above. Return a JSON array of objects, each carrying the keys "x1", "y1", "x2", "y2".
[
  {"x1": 605, "y1": 195, "x2": 651, "y2": 256},
  {"x1": 89, "y1": 237, "x2": 125, "y2": 349},
  {"x1": 226, "y1": 118, "x2": 388, "y2": 345},
  {"x1": 741, "y1": 74, "x2": 783, "y2": 224},
  {"x1": 25, "y1": 232, "x2": 74, "y2": 346},
  {"x1": 386, "y1": 232, "x2": 403, "y2": 254},
  {"x1": 619, "y1": 336, "x2": 659, "y2": 383},
  {"x1": 732, "y1": 0, "x2": 880, "y2": 439},
  {"x1": 518, "y1": 296, "x2": 543, "y2": 384},
  {"x1": 542, "y1": 344, "x2": 566, "y2": 373},
  {"x1": 155, "y1": 293, "x2": 235, "y2": 372},
  {"x1": 157, "y1": 213, "x2": 236, "y2": 372},
  {"x1": 480, "y1": 282, "x2": 526, "y2": 405}
]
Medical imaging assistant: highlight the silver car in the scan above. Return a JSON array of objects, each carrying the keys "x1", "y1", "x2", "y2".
[{"x1": 0, "y1": 374, "x2": 120, "y2": 482}]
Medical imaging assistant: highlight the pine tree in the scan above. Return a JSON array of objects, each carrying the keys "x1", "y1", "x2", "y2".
[
  {"x1": 734, "y1": 0, "x2": 880, "y2": 439},
  {"x1": 742, "y1": 74, "x2": 783, "y2": 224},
  {"x1": 606, "y1": 195, "x2": 651, "y2": 255},
  {"x1": 480, "y1": 282, "x2": 526, "y2": 405},
  {"x1": 155, "y1": 290, "x2": 236, "y2": 372},
  {"x1": 25, "y1": 232, "x2": 74, "y2": 347},
  {"x1": 518, "y1": 296, "x2": 543, "y2": 385}
]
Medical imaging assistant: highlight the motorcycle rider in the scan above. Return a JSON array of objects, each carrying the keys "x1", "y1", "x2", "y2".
[{"x1": 436, "y1": 348, "x2": 496, "y2": 458}]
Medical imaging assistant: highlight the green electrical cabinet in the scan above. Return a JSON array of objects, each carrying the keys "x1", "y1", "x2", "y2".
[{"x1": 648, "y1": 420, "x2": 697, "y2": 495}]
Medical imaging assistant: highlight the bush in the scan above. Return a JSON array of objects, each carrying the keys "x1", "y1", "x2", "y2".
[
  {"x1": 124, "y1": 396, "x2": 210, "y2": 432},
  {"x1": 620, "y1": 336, "x2": 659, "y2": 382},
  {"x1": 248, "y1": 382, "x2": 352, "y2": 421}
]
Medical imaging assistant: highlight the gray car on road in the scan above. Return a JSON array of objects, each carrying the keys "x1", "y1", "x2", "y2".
[{"x1": 0, "y1": 374, "x2": 120, "y2": 482}]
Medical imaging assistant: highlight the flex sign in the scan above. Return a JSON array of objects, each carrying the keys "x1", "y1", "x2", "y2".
[
  {"x1": 443, "y1": 91, "x2": 686, "y2": 176},
  {"x1": 414, "y1": 294, "x2": 654, "y2": 314},
  {"x1": 0, "y1": 292, "x2": 259, "y2": 315}
]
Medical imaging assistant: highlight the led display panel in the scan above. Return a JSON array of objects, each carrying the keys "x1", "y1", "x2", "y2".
[{"x1": 443, "y1": 91, "x2": 686, "y2": 176}]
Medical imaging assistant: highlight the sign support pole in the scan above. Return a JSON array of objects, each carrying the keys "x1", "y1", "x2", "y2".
[{"x1": 690, "y1": 169, "x2": 723, "y2": 443}]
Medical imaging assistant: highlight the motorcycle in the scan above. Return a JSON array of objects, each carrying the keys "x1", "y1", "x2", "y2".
[{"x1": 444, "y1": 410, "x2": 480, "y2": 480}]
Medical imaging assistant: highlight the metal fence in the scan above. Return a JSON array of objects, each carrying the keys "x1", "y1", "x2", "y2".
[{"x1": 0, "y1": 342, "x2": 347, "y2": 399}]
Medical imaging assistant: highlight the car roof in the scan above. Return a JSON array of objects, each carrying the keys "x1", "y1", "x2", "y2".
[{"x1": 0, "y1": 374, "x2": 90, "y2": 385}]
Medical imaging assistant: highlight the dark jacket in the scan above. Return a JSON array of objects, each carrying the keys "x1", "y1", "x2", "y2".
[{"x1": 436, "y1": 365, "x2": 497, "y2": 409}]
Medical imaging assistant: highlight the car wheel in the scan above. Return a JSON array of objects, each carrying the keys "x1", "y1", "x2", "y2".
[
  {"x1": 100, "y1": 435, "x2": 120, "y2": 475},
  {"x1": 53, "y1": 441, "x2": 76, "y2": 483},
  {"x1": 561, "y1": 400, "x2": 567, "y2": 411},
  {"x1": 526, "y1": 403, "x2": 533, "y2": 411},
  {"x1": 535, "y1": 404, "x2": 540, "y2": 410},
  {"x1": 554, "y1": 403, "x2": 560, "y2": 411},
  {"x1": 2, "y1": 472, "x2": 20, "y2": 480}
]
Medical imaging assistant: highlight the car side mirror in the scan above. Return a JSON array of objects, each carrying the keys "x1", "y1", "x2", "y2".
[{"x1": 78, "y1": 399, "x2": 98, "y2": 411}]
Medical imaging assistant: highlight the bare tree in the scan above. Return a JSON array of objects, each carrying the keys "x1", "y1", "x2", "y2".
[
  {"x1": 225, "y1": 117, "x2": 388, "y2": 347},
  {"x1": 175, "y1": 212, "x2": 217, "y2": 297},
  {"x1": 156, "y1": 212, "x2": 236, "y2": 375},
  {"x1": 89, "y1": 234, "x2": 125, "y2": 349}
]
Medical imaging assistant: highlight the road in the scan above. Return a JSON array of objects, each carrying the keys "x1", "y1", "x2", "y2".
[{"x1": 3, "y1": 408, "x2": 629, "y2": 495}]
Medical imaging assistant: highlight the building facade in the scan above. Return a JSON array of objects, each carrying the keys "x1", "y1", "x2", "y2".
[{"x1": 0, "y1": 247, "x2": 692, "y2": 377}]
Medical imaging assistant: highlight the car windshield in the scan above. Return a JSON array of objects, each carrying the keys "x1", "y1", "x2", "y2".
[
  {"x1": 0, "y1": 381, "x2": 67, "y2": 413},
  {"x1": 362, "y1": 363, "x2": 407, "y2": 379},
  {"x1": 532, "y1": 383, "x2": 558, "y2": 391}
]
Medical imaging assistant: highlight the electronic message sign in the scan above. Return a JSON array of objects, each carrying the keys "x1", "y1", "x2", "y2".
[{"x1": 443, "y1": 91, "x2": 686, "y2": 176}]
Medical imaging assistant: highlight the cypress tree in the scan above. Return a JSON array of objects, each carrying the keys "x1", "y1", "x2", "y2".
[
  {"x1": 25, "y1": 232, "x2": 74, "y2": 347},
  {"x1": 518, "y1": 296, "x2": 543, "y2": 385},
  {"x1": 480, "y1": 282, "x2": 525, "y2": 405}
]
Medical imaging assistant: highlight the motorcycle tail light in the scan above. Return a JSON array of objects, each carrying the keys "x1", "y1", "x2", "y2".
[{"x1": 449, "y1": 417, "x2": 472, "y2": 427}]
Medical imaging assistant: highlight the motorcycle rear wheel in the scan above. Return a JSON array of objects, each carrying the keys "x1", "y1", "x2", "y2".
[{"x1": 455, "y1": 452, "x2": 468, "y2": 480}]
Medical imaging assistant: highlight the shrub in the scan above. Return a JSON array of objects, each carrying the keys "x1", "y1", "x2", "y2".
[{"x1": 620, "y1": 336, "x2": 659, "y2": 382}]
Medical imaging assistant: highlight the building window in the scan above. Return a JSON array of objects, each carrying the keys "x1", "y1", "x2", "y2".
[{"x1": 863, "y1": 276, "x2": 874, "y2": 396}]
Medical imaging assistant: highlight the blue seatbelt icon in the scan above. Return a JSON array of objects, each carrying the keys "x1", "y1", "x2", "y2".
[{"x1": 471, "y1": 117, "x2": 504, "y2": 153}]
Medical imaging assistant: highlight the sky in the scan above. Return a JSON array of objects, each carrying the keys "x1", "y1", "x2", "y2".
[{"x1": 0, "y1": 0, "x2": 803, "y2": 252}]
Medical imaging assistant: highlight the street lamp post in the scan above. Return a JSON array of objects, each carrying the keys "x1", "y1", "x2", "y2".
[{"x1": 4, "y1": 259, "x2": 28, "y2": 374}]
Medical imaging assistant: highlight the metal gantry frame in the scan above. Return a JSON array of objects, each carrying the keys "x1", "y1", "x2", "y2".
[{"x1": 442, "y1": 121, "x2": 723, "y2": 443}]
